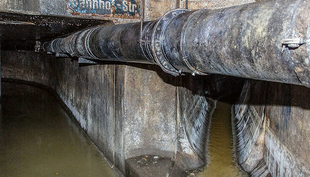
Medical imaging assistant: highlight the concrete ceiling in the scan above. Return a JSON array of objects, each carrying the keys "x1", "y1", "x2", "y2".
[{"x1": 0, "y1": 12, "x2": 112, "y2": 50}]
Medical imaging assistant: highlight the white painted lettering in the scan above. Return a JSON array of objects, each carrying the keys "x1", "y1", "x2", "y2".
[
  {"x1": 122, "y1": 1, "x2": 128, "y2": 11},
  {"x1": 105, "y1": 1, "x2": 111, "y2": 10},
  {"x1": 94, "y1": 1, "x2": 98, "y2": 9},
  {"x1": 129, "y1": 3, "x2": 136, "y2": 13},
  {"x1": 99, "y1": 0, "x2": 105, "y2": 9},
  {"x1": 70, "y1": 0, "x2": 140, "y2": 15},
  {"x1": 86, "y1": 0, "x2": 92, "y2": 9}
]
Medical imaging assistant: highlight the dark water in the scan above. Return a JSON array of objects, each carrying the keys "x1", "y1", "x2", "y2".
[
  {"x1": 198, "y1": 102, "x2": 245, "y2": 177},
  {"x1": 0, "y1": 82, "x2": 116, "y2": 177}
]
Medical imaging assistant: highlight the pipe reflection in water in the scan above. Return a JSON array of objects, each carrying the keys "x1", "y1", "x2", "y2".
[
  {"x1": 0, "y1": 82, "x2": 116, "y2": 177},
  {"x1": 198, "y1": 102, "x2": 247, "y2": 177}
]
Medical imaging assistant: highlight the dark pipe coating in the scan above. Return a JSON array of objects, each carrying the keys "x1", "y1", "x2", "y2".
[{"x1": 44, "y1": 0, "x2": 310, "y2": 87}]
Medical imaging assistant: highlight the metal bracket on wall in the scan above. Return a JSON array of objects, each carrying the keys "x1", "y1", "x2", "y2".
[{"x1": 282, "y1": 38, "x2": 310, "y2": 50}]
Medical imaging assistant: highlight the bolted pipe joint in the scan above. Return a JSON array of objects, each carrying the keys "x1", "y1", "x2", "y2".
[{"x1": 44, "y1": 0, "x2": 310, "y2": 87}]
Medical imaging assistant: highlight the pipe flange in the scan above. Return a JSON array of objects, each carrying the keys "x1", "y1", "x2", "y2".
[{"x1": 152, "y1": 9, "x2": 190, "y2": 76}]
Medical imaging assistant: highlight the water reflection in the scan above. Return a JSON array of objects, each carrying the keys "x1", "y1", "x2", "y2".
[
  {"x1": 198, "y1": 102, "x2": 247, "y2": 177},
  {"x1": 0, "y1": 82, "x2": 116, "y2": 177}
]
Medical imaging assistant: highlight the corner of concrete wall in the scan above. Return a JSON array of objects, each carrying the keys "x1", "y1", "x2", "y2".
[
  {"x1": 233, "y1": 81, "x2": 310, "y2": 177},
  {"x1": 233, "y1": 81, "x2": 269, "y2": 176},
  {"x1": 176, "y1": 75, "x2": 216, "y2": 170}
]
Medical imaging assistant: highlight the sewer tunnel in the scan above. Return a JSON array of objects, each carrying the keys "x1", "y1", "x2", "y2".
[{"x1": 1, "y1": 0, "x2": 310, "y2": 176}]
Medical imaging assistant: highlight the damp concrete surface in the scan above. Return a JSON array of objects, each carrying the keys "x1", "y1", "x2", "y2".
[{"x1": 0, "y1": 82, "x2": 117, "y2": 177}]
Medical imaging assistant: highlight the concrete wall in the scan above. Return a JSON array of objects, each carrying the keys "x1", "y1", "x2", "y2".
[
  {"x1": 233, "y1": 81, "x2": 269, "y2": 176},
  {"x1": 1, "y1": 48, "x2": 245, "y2": 174},
  {"x1": 233, "y1": 81, "x2": 310, "y2": 177},
  {"x1": 0, "y1": 0, "x2": 40, "y2": 14},
  {"x1": 2, "y1": 51, "x2": 55, "y2": 86},
  {"x1": 1, "y1": 50, "x2": 216, "y2": 174}
]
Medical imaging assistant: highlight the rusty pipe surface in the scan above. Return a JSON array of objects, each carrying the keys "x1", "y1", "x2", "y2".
[{"x1": 44, "y1": 0, "x2": 310, "y2": 87}]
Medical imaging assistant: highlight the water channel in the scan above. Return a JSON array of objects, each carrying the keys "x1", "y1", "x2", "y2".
[
  {"x1": 198, "y1": 101, "x2": 246, "y2": 177},
  {"x1": 0, "y1": 82, "x2": 117, "y2": 177},
  {"x1": 0, "y1": 82, "x2": 246, "y2": 177}
]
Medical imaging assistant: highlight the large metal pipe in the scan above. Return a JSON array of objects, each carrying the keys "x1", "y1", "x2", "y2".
[
  {"x1": 44, "y1": 21, "x2": 156, "y2": 64},
  {"x1": 44, "y1": 0, "x2": 310, "y2": 87}
]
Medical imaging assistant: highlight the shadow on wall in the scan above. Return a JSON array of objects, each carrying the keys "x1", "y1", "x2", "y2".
[
  {"x1": 235, "y1": 80, "x2": 310, "y2": 109},
  {"x1": 116, "y1": 62, "x2": 246, "y2": 100},
  {"x1": 12, "y1": 51, "x2": 307, "y2": 109}
]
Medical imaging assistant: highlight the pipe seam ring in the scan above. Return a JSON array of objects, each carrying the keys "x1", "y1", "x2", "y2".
[
  {"x1": 180, "y1": 9, "x2": 209, "y2": 76},
  {"x1": 85, "y1": 27, "x2": 102, "y2": 60}
]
